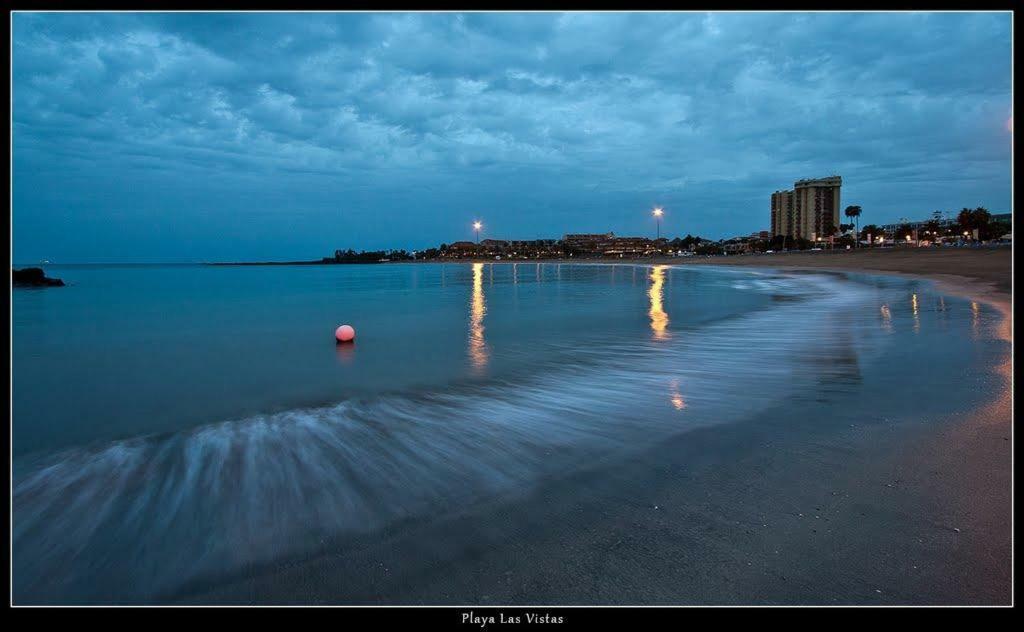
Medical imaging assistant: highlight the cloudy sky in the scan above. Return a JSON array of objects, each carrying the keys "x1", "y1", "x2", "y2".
[{"x1": 13, "y1": 11, "x2": 1012, "y2": 263}]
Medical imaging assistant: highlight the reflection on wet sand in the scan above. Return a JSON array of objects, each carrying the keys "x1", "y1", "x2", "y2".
[
  {"x1": 880, "y1": 304, "x2": 892, "y2": 333},
  {"x1": 469, "y1": 263, "x2": 488, "y2": 371},
  {"x1": 648, "y1": 265, "x2": 669, "y2": 340},
  {"x1": 803, "y1": 329, "x2": 863, "y2": 394},
  {"x1": 912, "y1": 293, "x2": 920, "y2": 334}
]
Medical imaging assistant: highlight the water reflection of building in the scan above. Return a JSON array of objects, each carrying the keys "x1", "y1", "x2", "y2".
[
  {"x1": 911, "y1": 293, "x2": 920, "y2": 334},
  {"x1": 469, "y1": 263, "x2": 488, "y2": 371},
  {"x1": 648, "y1": 265, "x2": 669, "y2": 340},
  {"x1": 808, "y1": 329, "x2": 863, "y2": 391}
]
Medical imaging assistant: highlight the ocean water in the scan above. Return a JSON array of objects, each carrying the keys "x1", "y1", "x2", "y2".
[{"x1": 11, "y1": 262, "x2": 1008, "y2": 603}]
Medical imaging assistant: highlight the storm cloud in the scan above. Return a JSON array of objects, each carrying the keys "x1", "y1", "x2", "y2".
[{"x1": 13, "y1": 11, "x2": 1012, "y2": 262}]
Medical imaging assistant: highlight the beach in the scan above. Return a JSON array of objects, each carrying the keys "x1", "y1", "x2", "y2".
[
  {"x1": 190, "y1": 382, "x2": 1011, "y2": 605},
  {"x1": 12, "y1": 252, "x2": 1012, "y2": 605},
  {"x1": 178, "y1": 249, "x2": 1011, "y2": 605},
  {"x1": 672, "y1": 245, "x2": 1011, "y2": 305}
]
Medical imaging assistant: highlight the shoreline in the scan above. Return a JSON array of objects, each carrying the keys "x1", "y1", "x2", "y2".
[
  {"x1": 663, "y1": 247, "x2": 1011, "y2": 323},
  {"x1": 411, "y1": 247, "x2": 1013, "y2": 329}
]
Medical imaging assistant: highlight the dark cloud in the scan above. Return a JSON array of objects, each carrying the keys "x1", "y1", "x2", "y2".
[{"x1": 13, "y1": 11, "x2": 1011, "y2": 262}]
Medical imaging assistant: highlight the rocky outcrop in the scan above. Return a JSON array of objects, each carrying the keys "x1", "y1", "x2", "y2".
[{"x1": 13, "y1": 267, "x2": 65, "y2": 287}]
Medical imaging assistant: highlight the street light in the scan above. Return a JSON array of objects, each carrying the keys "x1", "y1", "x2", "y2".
[
  {"x1": 474, "y1": 221, "x2": 483, "y2": 244},
  {"x1": 652, "y1": 207, "x2": 664, "y2": 239}
]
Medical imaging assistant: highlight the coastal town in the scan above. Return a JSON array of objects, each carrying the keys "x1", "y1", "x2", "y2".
[{"x1": 323, "y1": 176, "x2": 1011, "y2": 264}]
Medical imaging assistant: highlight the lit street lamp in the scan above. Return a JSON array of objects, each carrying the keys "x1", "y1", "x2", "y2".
[
  {"x1": 474, "y1": 221, "x2": 483, "y2": 244},
  {"x1": 652, "y1": 207, "x2": 664, "y2": 239}
]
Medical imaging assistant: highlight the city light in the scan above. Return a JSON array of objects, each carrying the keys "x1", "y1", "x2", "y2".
[
  {"x1": 652, "y1": 207, "x2": 664, "y2": 239},
  {"x1": 473, "y1": 221, "x2": 483, "y2": 244}
]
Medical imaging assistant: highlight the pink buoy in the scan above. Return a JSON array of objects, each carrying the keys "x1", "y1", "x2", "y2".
[{"x1": 335, "y1": 324, "x2": 355, "y2": 343}]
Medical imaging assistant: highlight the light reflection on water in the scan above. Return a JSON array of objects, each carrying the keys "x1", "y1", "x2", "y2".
[
  {"x1": 648, "y1": 265, "x2": 670, "y2": 340},
  {"x1": 469, "y1": 263, "x2": 488, "y2": 371},
  {"x1": 912, "y1": 293, "x2": 920, "y2": 334},
  {"x1": 669, "y1": 377, "x2": 687, "y2": 411},
  {"x1": 880, "y1": 304, "x2": 893, "y2": 333}
]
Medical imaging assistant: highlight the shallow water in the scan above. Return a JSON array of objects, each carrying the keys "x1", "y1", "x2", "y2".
[{"x1": 11, "y1": 262, "x2": 1007, "y2": 603}]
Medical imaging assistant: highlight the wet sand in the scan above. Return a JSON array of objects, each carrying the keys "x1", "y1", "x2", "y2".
[
  {"x1": 181, "y1": 252, "x2": 1012, "y2": 605},
  {"x1": 184, "y1": 378, "x2": 1011, "y2": 605},
  {"x1": 669, "y1": 245, "x2": 1011, "y2": 300}
]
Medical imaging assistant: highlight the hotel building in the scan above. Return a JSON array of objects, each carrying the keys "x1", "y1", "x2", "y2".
[{"x1": 770, "y1": 176, "x2": 842, "y2": 241}]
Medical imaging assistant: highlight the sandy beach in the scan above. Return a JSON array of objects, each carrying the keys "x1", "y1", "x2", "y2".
[
  {"x1": 180, "y1": 248, "x2": 1012, "y2": 606},
  {"x1": 459, "y1": 245, "x2": 1010, "y2": 300},
  {"x1": 670, "y1": 245, "x2": 1011, "y2": 306}
]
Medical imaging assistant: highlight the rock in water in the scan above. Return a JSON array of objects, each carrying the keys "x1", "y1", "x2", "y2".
[{"x1": 13, "y1": 267, "x2": 65, "y2": 287}]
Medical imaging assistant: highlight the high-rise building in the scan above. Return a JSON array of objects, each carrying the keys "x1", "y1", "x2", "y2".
[
  {"x1": 771, "y1": 176, "x2": 842, "y2": 241},
  {"x1": 770, "y1": 190, "x2": 793, "y2": 238}
]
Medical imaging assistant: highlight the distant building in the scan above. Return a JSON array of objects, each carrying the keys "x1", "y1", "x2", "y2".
[
  {"x1": 445, "y1": 241, "x2": 478, "y2": 258},
  {"x1": 880, "y1": 212, "x2": 1009, "y2": 236},
  {"x1": 880, "y1": 216, "x2": 956, "y2": 235},
  {"x1": 508, "y1": 239, "x2": 557, "y2": 249},
  {"x1": 771, "y1": 176, "x2": 842, "y2": 241},
  {"x1": 722, "y1": 238, "x2": 752, "y2": 254},
  {"x1": 563, "y1": 232, "x2": 615, "y2": 252},
  {"x1": 602, "y1": 236, "x2": 654, "y2": 257},
  {"x1": 479, "y1": 239, "x2": 510, "y2": 254}
]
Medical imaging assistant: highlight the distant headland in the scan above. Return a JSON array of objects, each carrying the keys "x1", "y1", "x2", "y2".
[{"x1": 13, "y1": 267, "x2": 65, "y2": 287}]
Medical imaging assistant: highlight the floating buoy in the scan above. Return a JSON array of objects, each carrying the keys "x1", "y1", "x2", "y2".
[{"x1": 335, "y1": 324, "x2": 355, "y2": 343}]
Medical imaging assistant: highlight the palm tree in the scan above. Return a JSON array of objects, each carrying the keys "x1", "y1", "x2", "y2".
[
  {"x1": 860, "y1": 224, "x2": 883, "y2": 246},
  {"x1": 844, "y1": 205, "x2": 862, "y2": 248}
]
